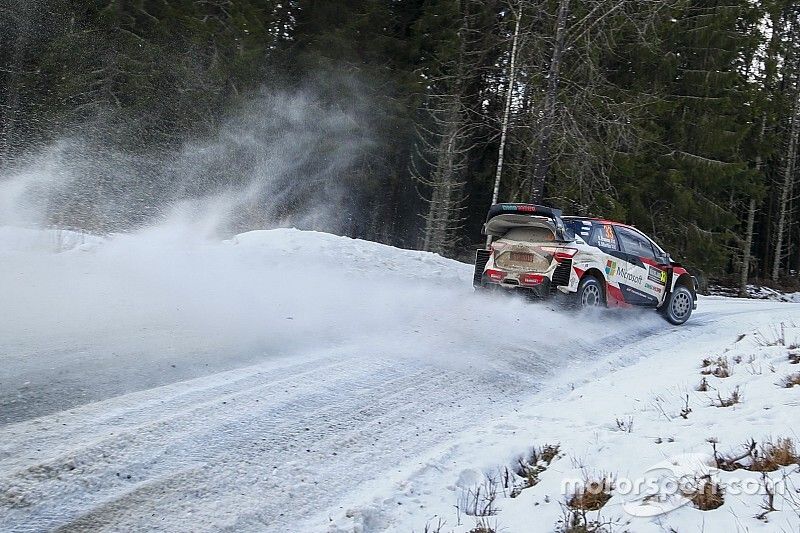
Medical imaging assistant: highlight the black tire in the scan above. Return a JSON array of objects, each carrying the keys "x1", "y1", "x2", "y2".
[
  {"x1": 662, "y1": 285, "x2": 693, "y2": 325},
  {"x1": 576, "y1": 275, "x2": 605, "y2": 309}
]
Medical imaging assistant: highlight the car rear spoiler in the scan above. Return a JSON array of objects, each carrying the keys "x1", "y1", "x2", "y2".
[{"x1": 484, "y1": 203, "x2": 568, "y2": 241}]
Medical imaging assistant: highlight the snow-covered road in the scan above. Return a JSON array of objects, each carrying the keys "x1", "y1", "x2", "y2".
[{"x1": 0, "y1": 227, "x2": 795, "y2": 532}]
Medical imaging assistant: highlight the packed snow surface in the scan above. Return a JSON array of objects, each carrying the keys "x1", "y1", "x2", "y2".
[{"x1": 1, "y1": 226, "x2": 798, "y2": 532}]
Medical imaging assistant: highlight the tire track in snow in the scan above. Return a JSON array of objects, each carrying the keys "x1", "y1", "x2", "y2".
[{"x1": 3, "y1": 355, "x2": 509, "y2": 532}]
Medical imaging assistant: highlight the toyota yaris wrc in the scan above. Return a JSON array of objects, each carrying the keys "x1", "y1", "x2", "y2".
[{"x1": 473, "y1": 203, "x2": 698, "y2": 324}]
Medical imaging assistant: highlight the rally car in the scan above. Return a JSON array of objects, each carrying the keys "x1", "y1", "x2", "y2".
[{"x1": 473, "y1": 203, "x2": 697, "y2": 324}]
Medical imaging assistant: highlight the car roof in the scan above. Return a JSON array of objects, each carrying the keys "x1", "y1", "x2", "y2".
[
  {"x1": 563, "y1": 216, "x2": 666, "y2": 252},
  {"x1": 562, "y1": 216, "x2": 637, "y2": 230}
]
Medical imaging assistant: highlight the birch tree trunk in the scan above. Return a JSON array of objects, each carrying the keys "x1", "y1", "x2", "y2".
[
  {"x1": 740, "y1": 114, "x2": 768, "y2": 297},
  {"x1": 739, "y1": 198, "x2": 756, "y2": 296},
  {"x1": 486, "y1": 6, "x2": 521, "y2": 247},
  {"x1": 772, "y1": 86, "x2": 800, "y2": 281},
  {"x1": 530, "y1": 0, "x2": 569, "y2": 203}
]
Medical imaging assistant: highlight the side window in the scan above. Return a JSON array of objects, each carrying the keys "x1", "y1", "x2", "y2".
[
  {"x1": 590, "y1": 223, "x2": 619, "y2": 251},
  {"x1": 565, "y1": 219, "x2": 592, "y2": 242},
  {"x1": 615, "y1": 226, "x2": 657, "y2": 260}
]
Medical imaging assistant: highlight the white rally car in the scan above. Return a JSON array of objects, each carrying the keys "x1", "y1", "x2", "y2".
[{"x1": 473, "y1": 203, "x2": 697, "y2": 324}]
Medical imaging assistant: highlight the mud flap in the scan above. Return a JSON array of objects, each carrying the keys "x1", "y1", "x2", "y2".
[{"x1": 473, "y1": 249, "x2": 491, "y2": 288}]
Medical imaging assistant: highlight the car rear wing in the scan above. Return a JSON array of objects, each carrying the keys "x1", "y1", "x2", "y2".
[{"x1": 483, "y1": 203, "x2": 568, "y2": 241}]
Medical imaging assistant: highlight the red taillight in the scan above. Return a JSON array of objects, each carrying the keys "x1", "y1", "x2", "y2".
[
  {"x1": 485, "y1": 269, "x2": 506, "y2": 281},
  {"x1": 540, "y1": 246, "x2": 578, "y2": 263},
  {"x1": 521, "y1": 273, "x2": 545, "y2": 286}
]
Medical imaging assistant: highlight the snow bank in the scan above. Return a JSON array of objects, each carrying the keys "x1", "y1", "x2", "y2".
[
  {"x1": 0, "y1": 226, "x2": 102, "y2": 253},
  {"x1": 710, "y1": 282, "x2": 800, "y2": 303},
  {"x1": 747, "y1": 285, "x2": 800, "y2": 303}
]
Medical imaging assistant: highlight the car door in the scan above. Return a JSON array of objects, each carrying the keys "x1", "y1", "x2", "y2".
[
  {"x1": 611, "y1": 225, "x2": 663, "y2": 306},
  {"x1": 580, "y1": 222, "x2": 629, "y2": 305}
]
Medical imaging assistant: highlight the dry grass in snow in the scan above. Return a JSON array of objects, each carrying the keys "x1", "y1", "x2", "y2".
[
  {"x1": 687, "y1": 477, "x2": 724, "y2": 510},
  {"x1": 780, "y1": 372, "x2": 800, "y2": 388},
  {"x1": 567, "y1": 478, "x2": 613, "y2": 511}
]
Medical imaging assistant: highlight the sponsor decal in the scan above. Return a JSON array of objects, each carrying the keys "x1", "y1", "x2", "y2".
[
  {"x1": 503, "y1": 204, "x2": 537, "y2": 213},
  {"x1": 595, "y1": 225, "x2": 618, "y2": 249},
  {"x1": 521, "y1": 273, "x2": 545, "y2": 286},
  {"x1": 648, "y1": 266, "x2": 667, "y2": 285},
  {"x1": 607, "y1": 260, "x2": 647, "y2": 285},
  {"x1": 624, "y1": 286, "x2": 649, "y2": 298},
  {"x1": 644, "y1": 282, "x2": 663, "y2": 294},
  {"x1": 613, "y1": 265, "x2": 643, "y2": 285},
  {"x1": 620, "y1": 283, "x2": 659, "y2": 304},
  {"x1": 486, "y1": 269, "x2": 506, "y2": 281}
]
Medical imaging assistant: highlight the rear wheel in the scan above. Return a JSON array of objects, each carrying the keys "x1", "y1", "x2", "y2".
[
  {"x1": 576, "y1": 276, "x2": 605, "y2": 309},
  {"x1": 662, "y1": 285, "x2": 693, "y2": 325}
]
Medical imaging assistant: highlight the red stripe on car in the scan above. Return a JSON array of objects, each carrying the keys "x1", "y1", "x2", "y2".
[{"x1": 605, "y1": 283, "x2": 631, "y2": 308}]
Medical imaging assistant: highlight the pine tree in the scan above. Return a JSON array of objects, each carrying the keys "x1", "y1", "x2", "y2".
[{"x1": 610, "y1": 0, "x2": 759, "y2": 278}]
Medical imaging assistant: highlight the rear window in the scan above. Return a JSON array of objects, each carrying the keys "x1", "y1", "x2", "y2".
[{"x1": 502, "y1": 227, "x2": 555, "y2": 243}]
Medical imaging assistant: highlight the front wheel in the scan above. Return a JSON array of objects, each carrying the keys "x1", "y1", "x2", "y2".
[
  {"x1": 662, "y1": 285, "x2": 693, "y2": 325},
  {"x1": 576, "y1": 276, "x2": 605, "y2": 309}
]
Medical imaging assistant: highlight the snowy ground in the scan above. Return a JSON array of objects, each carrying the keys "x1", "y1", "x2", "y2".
[
  {"x1": 709, "y1": 282, "x2": 800, "y2": 303},
  {"x1": 1, "y1": 226, "x2": 798, "y2": 532}
]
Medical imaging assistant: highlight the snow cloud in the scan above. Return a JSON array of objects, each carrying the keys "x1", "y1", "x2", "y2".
[{"x1": 0, "y1": 85, "x2": 372, "y2": 237}]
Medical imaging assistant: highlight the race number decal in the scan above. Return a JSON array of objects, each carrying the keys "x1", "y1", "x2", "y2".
[{"x1": 596, "y1": 224, "x2": 618, "y2": 249}]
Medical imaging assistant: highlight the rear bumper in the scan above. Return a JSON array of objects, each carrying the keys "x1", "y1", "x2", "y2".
[{"x1": 478, "y1": 276, "x2": 553, "y2": 298}]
